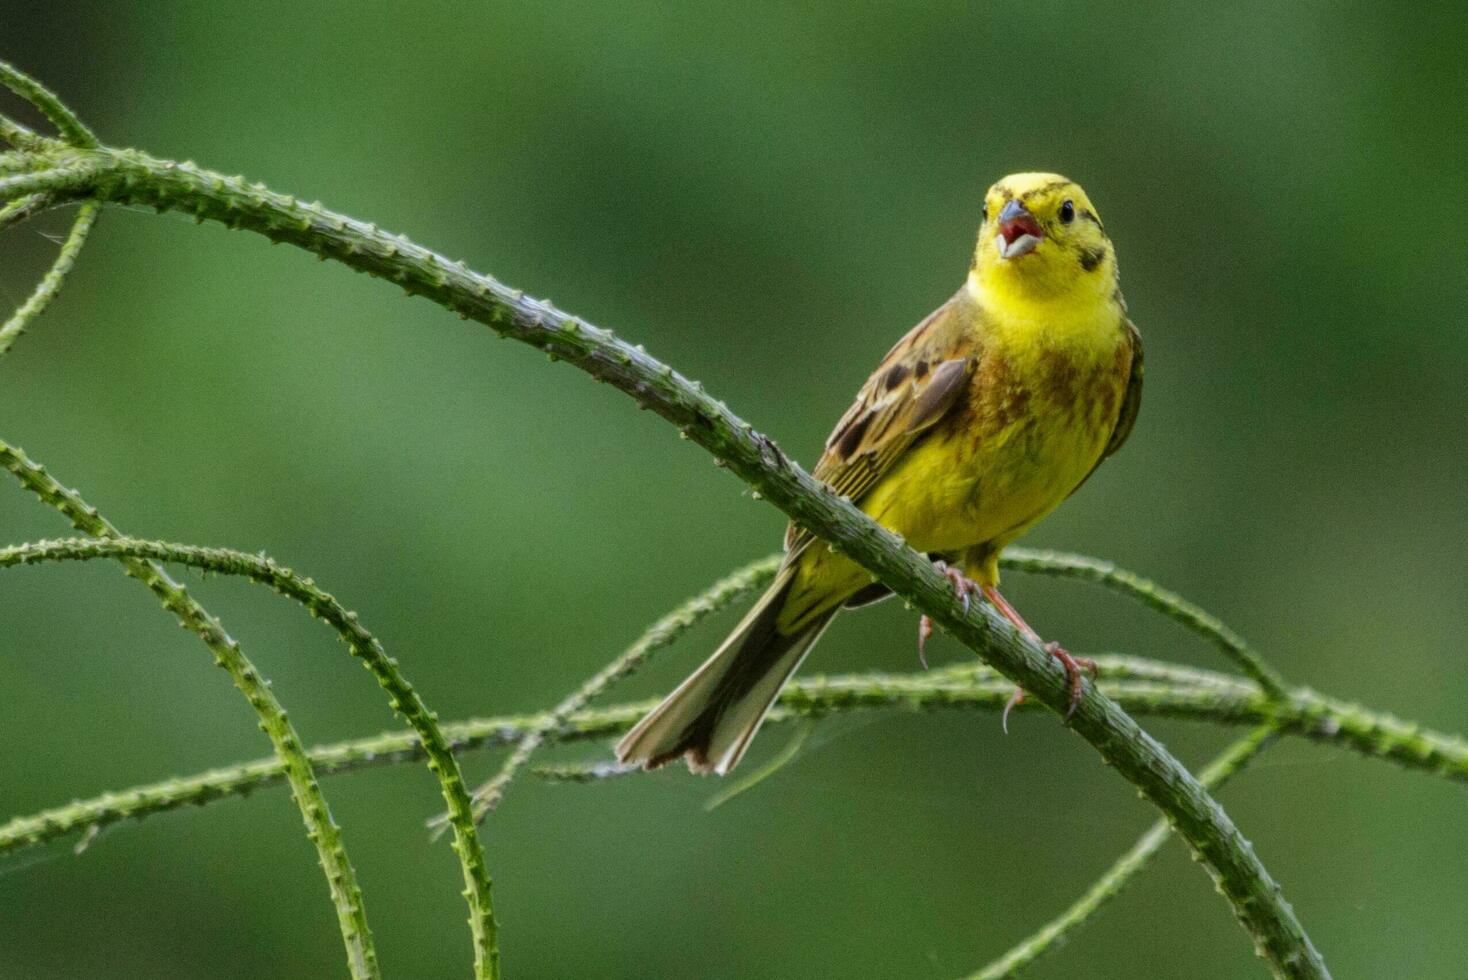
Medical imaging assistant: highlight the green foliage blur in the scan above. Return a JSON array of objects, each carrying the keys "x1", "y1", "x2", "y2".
[{"x1": 3, "y1": 3, "x2": 1466, "y2": 977}]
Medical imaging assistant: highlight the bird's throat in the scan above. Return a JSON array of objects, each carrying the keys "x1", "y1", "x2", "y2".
[{"x1": 965, "y1": 264, "x2": 1120, "y2": 353}]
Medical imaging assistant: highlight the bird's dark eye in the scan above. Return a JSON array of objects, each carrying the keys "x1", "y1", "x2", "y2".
[
  {"x1": 980, "y1": 203, "x2": 988, "y2": 223},
  {"x1": 1059, "y1": 200, "x2": 1075, "y2": 224}
]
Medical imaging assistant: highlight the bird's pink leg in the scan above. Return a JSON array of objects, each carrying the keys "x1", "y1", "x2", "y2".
[
  {"x1": 916, "y1": 561, "x2": 981, "y2": 668},
  {"x1": 980, "y1": 584, "x2": 1095, "y2": 730}
]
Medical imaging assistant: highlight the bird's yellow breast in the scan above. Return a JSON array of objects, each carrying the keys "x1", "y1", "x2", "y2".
[
  {"x1": 864, "y1": 300, "x2": 1127, "y2": 552},
  {"x1": 779, "y1": 266, "x2": 1131, "y2": 633}
]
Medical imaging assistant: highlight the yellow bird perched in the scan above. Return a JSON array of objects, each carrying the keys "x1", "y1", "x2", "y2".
[{"x1": 617, "y1": 173, "x2": 1143, "y2": 775}]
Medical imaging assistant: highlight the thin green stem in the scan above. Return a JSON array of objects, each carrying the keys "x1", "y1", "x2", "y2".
[
  {"x1": 0, "y1": 118, "x2": 40, "y2": 150},
  {"x1": 0, "y1": 442, "x2": 380, "y2": 980},
  {"x1": 0, "y1": 200, "x2": 100, "y2": 357},
  {"x1": 2, "y1": 135, "x2": 1327, "y2": 976},
  {"x1": 968, "y1": 724, "x2": 1281, "y2": 979},
  {"x1": 0, "y1": 167, "x2": 96, "y2": 204},
  {"x1": 0, "y1": 192, "x2": 54, "y2": 233},
  {"x1": 6, "y1": 660, "x2": 1465, "y2": 862},
  {"x1": 530, "y1": 761, "x2": 640, "y2": 784},
  {"x1": 447, "y1": 554, "x2": 781, "y2": 828},
  {"x1": 1002, "y1": 548, "x2": 1289, "y2": 699},
  {"x1": 1077, "y1": 653, "x2": 1253, "y2": 690},
  {"x1": 0, "y1": 60, "x2": 99, "y2": 147},
  {"x1": 0, "y1": 535, "x2": 499, "y2": 979}
]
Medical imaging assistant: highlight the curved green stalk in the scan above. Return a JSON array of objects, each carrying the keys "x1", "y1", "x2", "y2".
[
  {"x1": 6, "y1": 659, "x2": 1466, "y2": 862},
  {"x1": 0, "y1": 192, "x2": 53, "y2": 232},
  {"x1": 0, "y1": 166, "x2": 97, "y2": 202},
  {"x1": 0, "y1": 200, "x2": 100, "y2": 357},
  {"x1": 0, "y1": 82, "x2": 1327, "y2": 973},
  {"x1": 1002, "y1": 548, "x2": 1288, "y2": 699},
  {"x1": 530, "y1": 761, "x2": 640, "y2": 785},
  {"x1": 0, "y1": 60, "x2": 98, "y2": 147},
  {"x1": 0, "y1": 115, "x2": 41, "y2": 151},
  {"x1": 0, "y1": 443, "x2": 380, "y2": 980},
  {"x1": 0, "y1": 535, "x2": 499, "y2": 978},
  {"x1": 446, "y1": 554, "x2": 781, "y2": 828},
  {"x1": 968, "y1": 724, "x2": 1281, "y2": 979}
]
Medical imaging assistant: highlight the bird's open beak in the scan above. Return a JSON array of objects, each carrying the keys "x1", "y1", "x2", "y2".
[{"x1": 996, "y1": 199, "x2": 1043, "y2": 260}]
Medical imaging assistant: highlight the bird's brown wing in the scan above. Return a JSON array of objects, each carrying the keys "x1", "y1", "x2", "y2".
[
  {"x1": 1071, "y1": 318, "x2": 1144, "y2": 496},
  {"x1": 783, "y1": 295, "x2": 978, "y2": 556}
]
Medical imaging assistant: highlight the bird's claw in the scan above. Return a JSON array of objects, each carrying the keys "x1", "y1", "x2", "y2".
[
  {"x1": 1001, "y1": 645, "x2": 1095, "y2": 731},
  {"x1": 1045, "y1": 642, "x2": 1095, "y2": 720},
  {"x1": 917, "y1": 615, "x2": 933, "y2": 669},
  {"x1": 935, "y1": 560, "x2": 980, "y2": 613},
  {"x1": 916, "y1": 561, "x2": 982, "y2": 668},
  {"x1": 1001, "y1": 686, "x2": 1024, "y2": 734}
]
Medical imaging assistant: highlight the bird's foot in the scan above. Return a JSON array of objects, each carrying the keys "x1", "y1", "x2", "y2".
[
  {"x1": 1046, "y1": 642, "x2": 1096, "y2": 720},
  {"x1": 1000, "y1": 644, "x2": 1096, "y2": 732},
  {"x1": 917, "y1": 561, "x2": 981, "y2": 668},
  {"x1": 1001, "y1": 686, "x2": 1025, "y2": 734}
]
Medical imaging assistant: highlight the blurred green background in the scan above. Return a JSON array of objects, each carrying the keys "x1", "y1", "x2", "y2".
[{"x1": 3, "y1": 2, "x2": 1466, "y2": 977}]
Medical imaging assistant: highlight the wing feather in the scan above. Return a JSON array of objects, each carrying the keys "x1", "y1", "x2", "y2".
[
  {"x1": 784, "y1": 296, "x2": 977, "y2": 553},
  {"x1": 1101, "y1": 320, "x2": 1144, "y2": 459},
  {"x1": 1069, "y1": 318, "x2": 1143, "y2": 498}
]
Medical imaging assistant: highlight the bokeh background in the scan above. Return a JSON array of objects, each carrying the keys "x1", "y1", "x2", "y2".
[{"x1": 3, "y1": 3, "x2": 1466, "y2": 977}]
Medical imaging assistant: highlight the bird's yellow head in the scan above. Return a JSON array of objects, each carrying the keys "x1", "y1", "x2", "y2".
[{"x1": 969, "y1": 173, "x2": 1116, "y2": 305}]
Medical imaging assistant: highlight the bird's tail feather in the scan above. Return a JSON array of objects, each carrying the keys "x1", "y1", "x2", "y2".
[{"x1": 616, "y1": 571, "x2": 836, "y2": 776}]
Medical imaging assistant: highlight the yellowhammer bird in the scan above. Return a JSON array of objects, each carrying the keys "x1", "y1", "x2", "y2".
[{"x1": 617, "y1": 173, "x2": 1143, "y2": 775}]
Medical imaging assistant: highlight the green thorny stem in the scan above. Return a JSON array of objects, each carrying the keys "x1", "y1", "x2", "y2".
[
  {"x1": 8, "y1": 657, "x2": 1468, "y2": 862},
  {"x1": 3, "y1": 548, "x2": 1461, "y2": 980},
  {"x1": 0, "y1": 199, "x2": 99, "y2": 356},
  {"x1": 0, "y1": 533, "x2": 501, "y2": 977},
  {"x1": 0, "y1": 192, "x2": 58, "y2": 233},
  {"x1": 0, "y1": 442, "x2": 380, "y2": 979},
  {"x1": 0, "y1": 63, "x2": 1326, "y2": 976},
  {"x1": 0, "y1": 63, "x2": 387, "y2": 979},
  {"x1": 0, "y1": 60, "x2": 98, "y2": 148},
  {"x1": 3, "y1": 67, "x2": 377, "y2": 972},
  {"x1": 0, "y1": 61, "x2": 103, "y2": 358}
]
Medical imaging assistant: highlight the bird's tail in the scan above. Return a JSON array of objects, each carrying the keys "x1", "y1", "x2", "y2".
[{"x1": 616, "y1": 570, "x2": 836, "y2": 776}]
